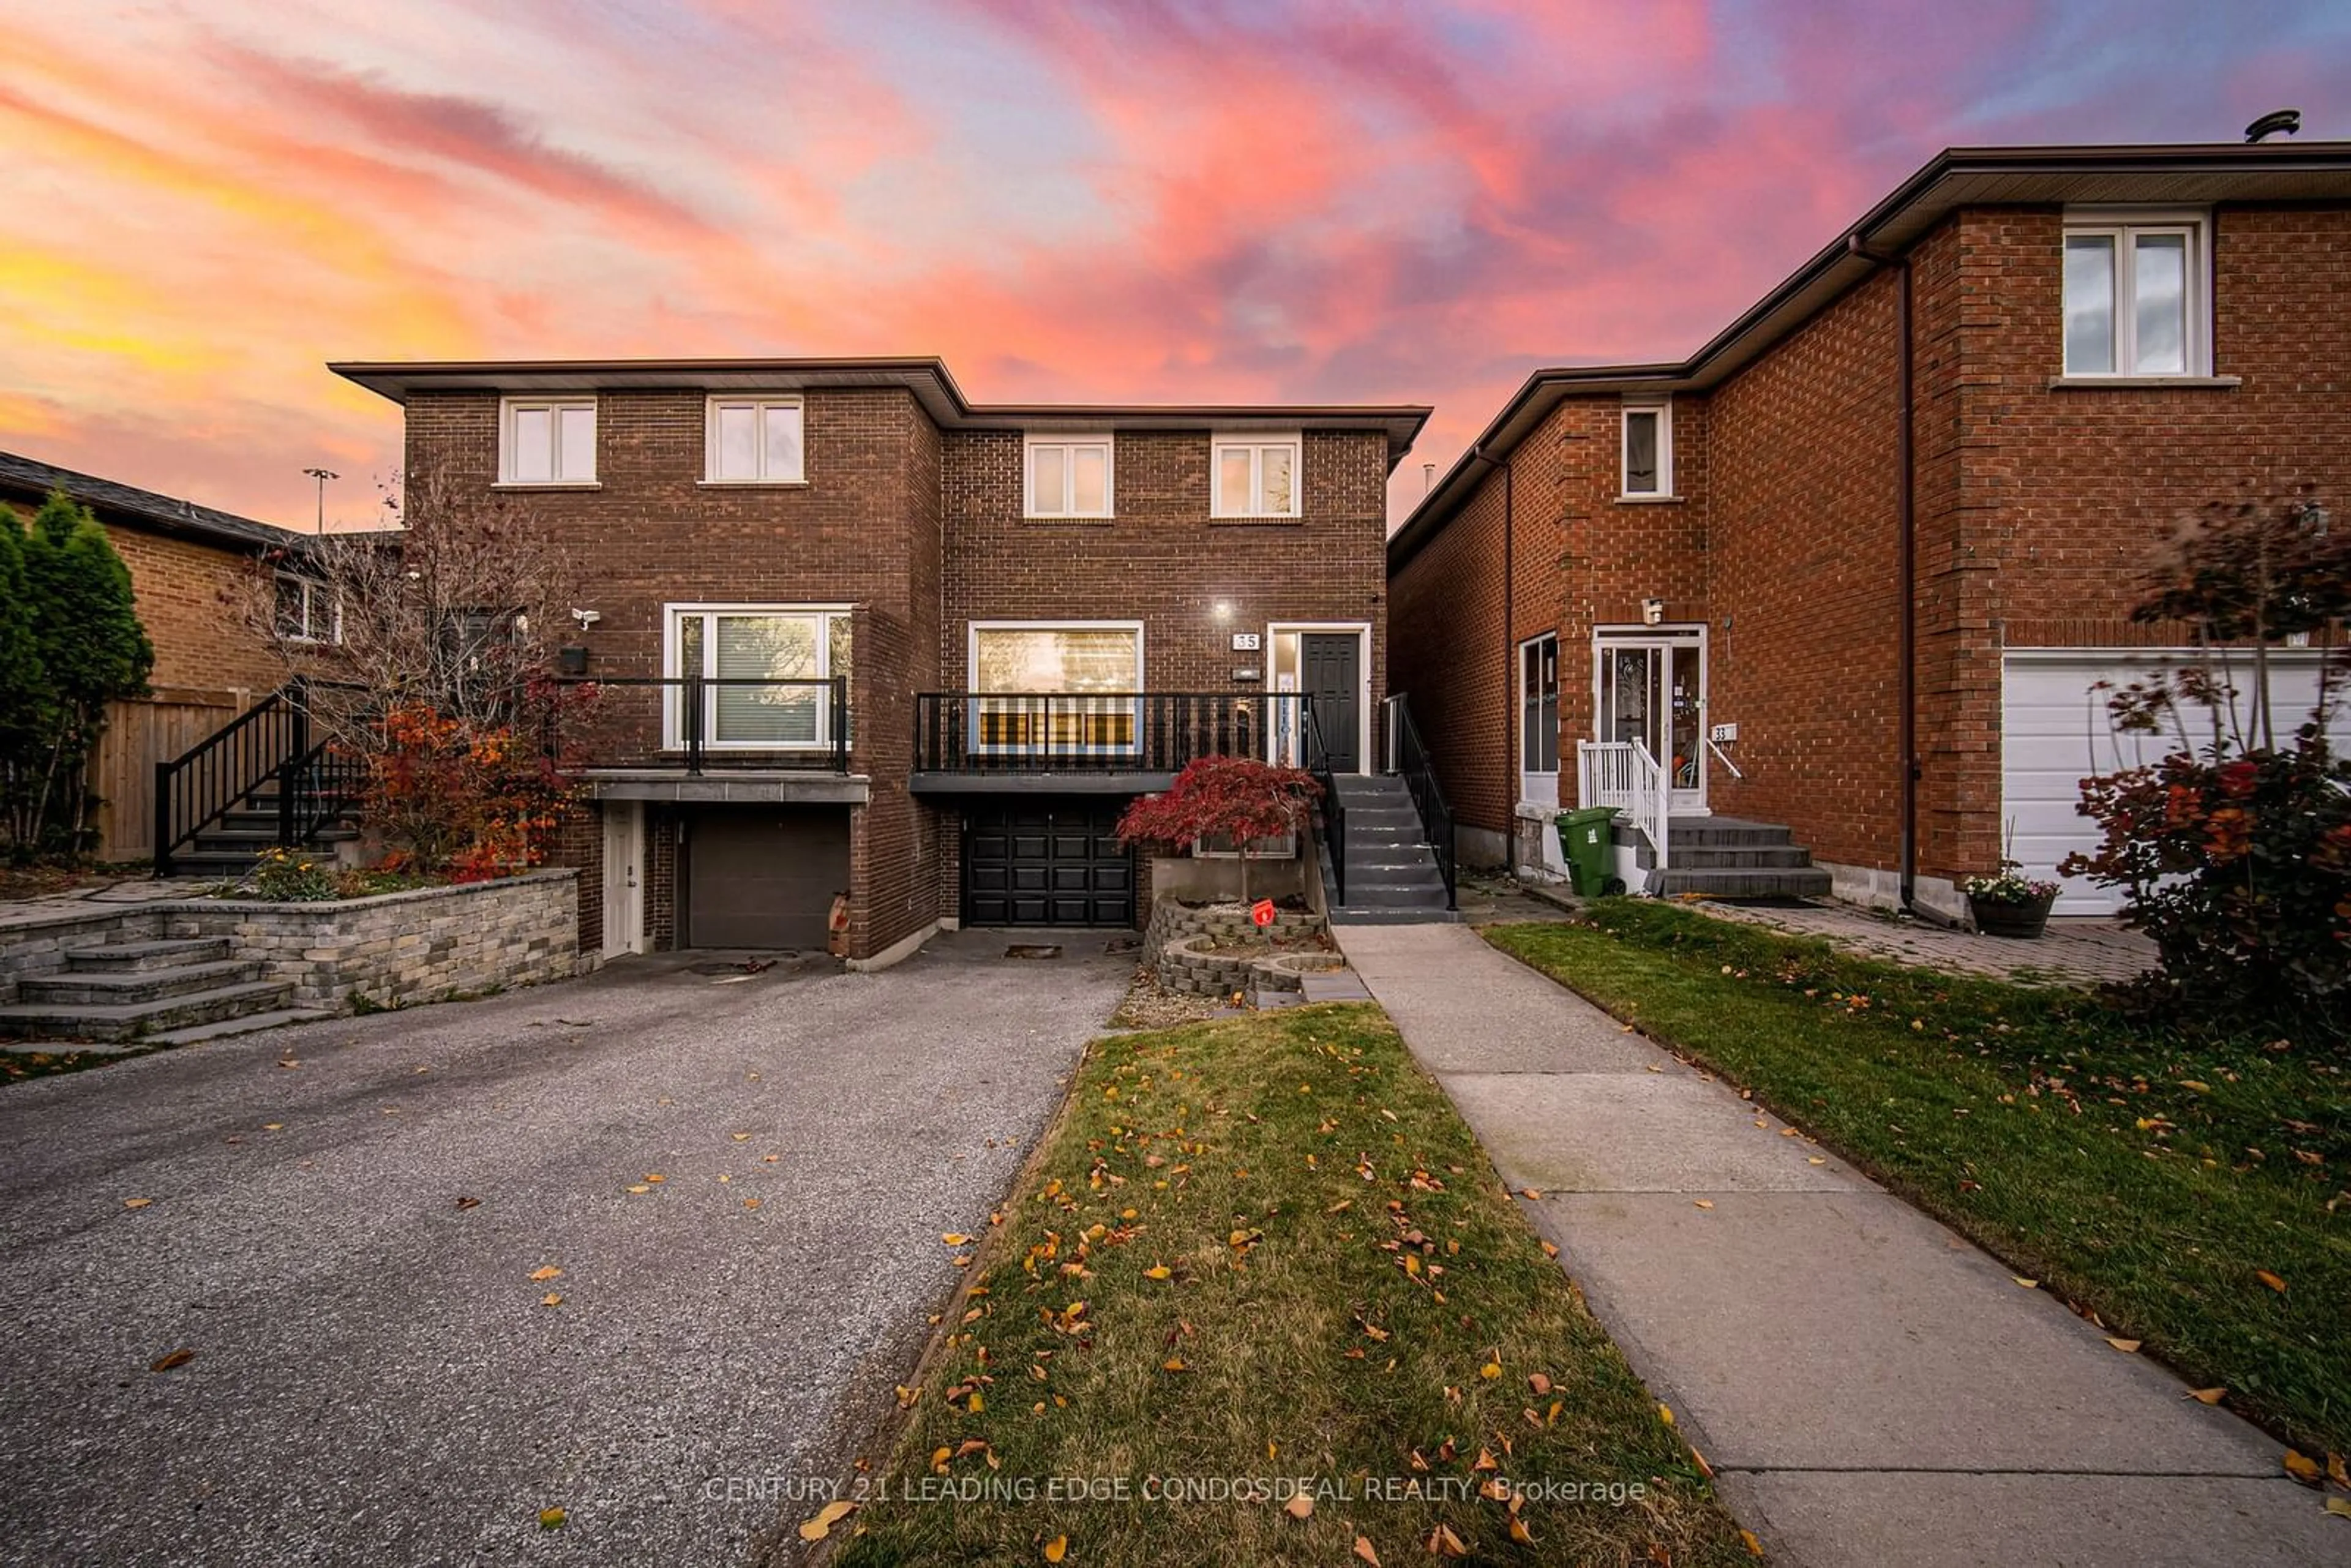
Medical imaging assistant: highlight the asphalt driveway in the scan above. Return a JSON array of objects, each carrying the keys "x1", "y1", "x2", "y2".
[{"x1": 0, "y1": 929, "x2": 1132, "y2": 1566}]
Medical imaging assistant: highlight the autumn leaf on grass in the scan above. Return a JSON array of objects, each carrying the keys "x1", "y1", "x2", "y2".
[
  {"x1": 1509, "y1": 1515, "x2": 1537, "y2": 1545},
  {"x1": 149, "y1": 1348, "x2": 195, "y2": 1373},
  {"x1": 538, "y1": 1507, "x2": 567, "y2": 1531},
  {"x1": 1283, "y1": 1494, "x2": 1313, "y2": 1520},
  {"x1": 530, "y1": 1267, "x2": 562, "y2": 1282},
  {"x1": 1740, "y1": 1528, "x2": 1765, "y2": 1557},
  {"x1": 1043, "y1": 1536, "x2": 1069, "y2": 1563},
  {"x1": 2255, "y1": 1270, "x2": 2288, "y2": 1293},
  {"x1": 1143, "y1": 1264, "x2": 1172, "y2": 1281},
  {"x1": 1352, "y1": 1537, "x2": 1381, "y2": 1566},
  {"x1": 1480, "y1": 1360, "x2": 1502, "y2": 1380},
  {"x1": 1425, "y1": 1523, "x2": 1467, "y2": 1558},
  {"x1": 2285, "y1": 1450, "x2": 2323, "y2": 1485},
  {"x1": 797, "y1": 1499, "x2": 857, "y2": 1540},
  {"x1": 1528, "y1": 1373, "x2": 1553, "y2": 1395}
]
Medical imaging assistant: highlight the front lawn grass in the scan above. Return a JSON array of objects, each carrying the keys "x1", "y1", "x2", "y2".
[
  {"x1": 1487, "y1": 903, "x2": 2351, "y2": 1457},
  {"x1": 825, "y1": 1003, "x2": 1755, "y2": 1568}
]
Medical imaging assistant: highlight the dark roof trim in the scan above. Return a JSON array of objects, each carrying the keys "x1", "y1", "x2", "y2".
[
  {"x1": 328, "y1": 356, "x2": 1433, "y2": 470},
  {"x1": 1390, "y1": 138, "x2": 2351, "y2": 567},
  {"x1": 0, "y1": 449, "x2": 304, "y2": 555}
]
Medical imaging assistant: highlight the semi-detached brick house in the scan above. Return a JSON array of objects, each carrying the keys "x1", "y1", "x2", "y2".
[
  {"x1": 332, "y1": 358, "x2": 1427, "y2": 966},
  {"x1": 1387, "y1": 139, "x2": 2351, "y2": 920}
]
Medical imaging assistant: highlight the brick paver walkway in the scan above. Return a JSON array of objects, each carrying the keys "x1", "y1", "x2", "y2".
[{"x1": 1690, "y1": 900, "x2": 2158, "y2": 988}]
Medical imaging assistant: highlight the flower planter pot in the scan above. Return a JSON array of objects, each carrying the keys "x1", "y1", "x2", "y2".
[{"x1": 1969, "y1": 891, "x2": 2055, "y2": 939}]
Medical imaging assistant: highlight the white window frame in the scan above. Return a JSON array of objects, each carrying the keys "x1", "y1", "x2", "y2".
[
  {"x1": 2060, "y1": 207, "x2": 2212, "y2": 378},
  {"x1": 498, "y1": 396, "x2": 598, "y2": 486},
  {"x1": 966, "y1": 619, "x2": 1145, "y2": 757},
  {"x1": 702, "y1": 394, "x2": 806, "y2": 484},
  {"x1": 274, "y1": 573, "x2": 342, "y2": 645},
  {"x1": 1023, "y1": 433, "x2": 1115, "y2": 519},
  {"x1": 1619, "y1": 400, "x2": 1673, "y2": 500},
  {"x1": 1209, "y1": 433, "x2": 1303, "y2": 519},
  {"x1": 662, "y1": 602, "x2": 850, "y2": 751}
]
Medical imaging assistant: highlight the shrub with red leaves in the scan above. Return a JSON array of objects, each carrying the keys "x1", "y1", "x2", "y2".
[{"x1": 1117, "y1": 756, "x2": 1322, "y2": 905}]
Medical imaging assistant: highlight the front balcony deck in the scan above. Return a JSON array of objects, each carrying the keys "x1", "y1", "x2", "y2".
[
  {"x1": 909, "y1": 691, "x2": 1308, "y2": 793},
  {"x1": 557, "y1": 676, "x2": 865, "y2": 803}
]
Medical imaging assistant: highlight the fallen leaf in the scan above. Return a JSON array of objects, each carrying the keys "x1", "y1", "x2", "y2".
[
  {"x1": 263, "y1": 1123, "x2": 284, "y2": 1131},
  {"x1": 1426, "y1": 1523, "x2": 1468, "y2": 1557},
  {"x1": 2328, "y1": 1452, "x2": 2349, "y2": 1488},
  {"x1": 2325, "y1": 1496, "x2": 2351, "y2": 1520},
  {"x1": 1659, "y1": 1403, "x2": 1676, "y2": 1427},
  {"x1": 943, "y1": 1232, "x2": 971, "y2": 1245},
  {"x1": 2185, "y1": 1387, "x2": 2227, "y2": 1405},
  {"x1": 1144, "y1": 1265, "x2": 1172, "y2": 1281},
  {"x1": 1044, "y1": 1536, "x2": 1068, "y2": 1563},
  {"x1": 1163, "y1": 1358, "x2": 1187, "y2": 1372},
  {"x1": 530, "y1": 1267, "x2": 562, "y2": 1281},
  {"x1": 541, "y1": 1293, "x2": 563, "y2": 1307},
  {"x1": 1509, "y1": 1516, "x2": 1535, "y2": 1545},
  {"x1": 1741, "y1": 1528, "x2": 1765, "y2": 1557},
  {"x1": 277, "y1": 1059, "x2": 299, "y2": 1070},
  {"x1": 625, "y1": 1185, "x2": 651, "y2": 1195},
  {"x1": 2285, "y1": 1450, "x2": 2322, "y2": 1484},
  {"x1": 1528, "y1": 1373, "x2": 1553, "y2": 1396},
  {"x1": 538, "y1": 1507, "x2": 566, "y2": 1531},
  {"x1": 643, "y1": 1174, "x2": 665, "y2": 1185},
  {"x1": 1807, "y1": 1157, "x2": 1827, "y2": 1166},
  {"x1": 1539, "y1": 1240, "x2": 1559, "y2": 1258},
  {"x1": 2256, "y1": 1270, "x2": 2288, "y2": 1294},
  {"x1": 1352, "y1": 1536, "x2": 1381, "y2": 1566},
  {"x1": 1480, "y1": 1360, "x2": 1502, "y2": 1380},
  {"x1": 149, "y1": 1348, "x2": 195, "y2": 1372},
  {"x1": 1283, "y1": 1494, "x2": 1313, "y2": 1520},
  {"x1": 743, "y1": 1199, "x2": 762, "y2": 1211},
  {"x1": 2107, "y1": 1338, "x2": 2142, "y2": 1353},
  {"x1": 454, "y1": 1196, "x2": 480, "y2": 1210},
  {"x1": 122, "y1": 1198, "x2": 151, "y2": 1210},
  {"x1": 1693, "y1": 1200, "x2": 1714, "y2": 1210},
  {"x1": 797, "y1": 1499, "x2": 857, "y2": 1540},
  {"x1": 1519, "y1": 1188, "x2": 1542, "y2": 1199},
  {"x1": 731, "y1": 1132, "x2": 751, "y2": 1141},
  {"x1": 2012, "y1": 1277, "x2": 2039, "y2": 1289}
]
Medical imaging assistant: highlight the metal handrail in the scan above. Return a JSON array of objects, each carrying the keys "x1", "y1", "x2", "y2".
[
  {"x1": 550, "y1": 675, "x2": 850, "y2": 775},
  {"x1": 913, "y1": 691, "x2": 1289, "y2": 775},
  {"x1": 1382, "y1": 694, "x2": 1457, "y2": 909},
  {"x1": 1303, "y1": 697, "x2": 1344, "y2": 907},
  {"x1": 1706, "y1": 735, "x2": 1745, "y2": 779},
  {"x1": 152, "y1": 675, "x2": 372, "y2": 876}
]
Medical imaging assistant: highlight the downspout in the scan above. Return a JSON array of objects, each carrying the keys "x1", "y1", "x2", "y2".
[{"x1": 1847, "y1": 233, "x2": 1919, "y2": 914}]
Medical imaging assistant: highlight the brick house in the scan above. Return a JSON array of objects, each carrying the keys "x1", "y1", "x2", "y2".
[
  {"x1": 0, "y1": 449, "x2": 311, "y2": 861},
  {"x1": 1387, "y1": 138, "x2": 2351, "y2": 920},
  {"x1": 331, "y1": 358, "x2": 1428, "y2": 964}
]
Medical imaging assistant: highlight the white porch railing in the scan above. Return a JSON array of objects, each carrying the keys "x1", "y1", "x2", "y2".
[{"x1": 1577, "y1": 738, "x2": 1670, "y2": 881}]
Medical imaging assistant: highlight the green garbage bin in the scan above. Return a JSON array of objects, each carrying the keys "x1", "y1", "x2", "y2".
[{"x1": 1557, "y1": 806, "x2": 1619, "y2": 897}]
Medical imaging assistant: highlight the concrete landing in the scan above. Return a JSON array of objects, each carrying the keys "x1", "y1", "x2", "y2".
[{"x1": 1333, "y1": 922, "x2": 2341, "y2": 1568}]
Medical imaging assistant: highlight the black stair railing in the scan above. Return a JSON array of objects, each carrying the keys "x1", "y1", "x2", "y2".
[
  {"x1": 153, "y1": 676, "x2": 367, "y2": 877},
  {"x1": 1383, "y1": 694, "x2": 1457, "y2": 910},
  {"x1": 1302, "y1": 697, "x2": 1344, "y2": 907}
]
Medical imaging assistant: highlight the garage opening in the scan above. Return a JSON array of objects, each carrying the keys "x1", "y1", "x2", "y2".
[
  {"x1": 962, "y1": 800, "x2": 1134, "y2": 927},
  {"x1": 682, "y1": 806, "x2": 850, "y2": 948}
]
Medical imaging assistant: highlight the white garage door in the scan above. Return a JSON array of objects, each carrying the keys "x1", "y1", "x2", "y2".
[{"x1": 2001, "y1": 649, "x2": 2350, "y2": 914}]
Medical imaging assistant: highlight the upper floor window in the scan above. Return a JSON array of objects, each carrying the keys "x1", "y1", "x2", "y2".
[
  {"x1": 1621, "y1": 402, "x2": 1672, "y2": 498},
  {"x1": 1212, "y1": 434, "x2": 1300, "y2": 518},
  {"x1": 2062, "y1": 211, "x2": 2210, "y2": 377},
  {"x1": 500, "y1": 397, "x2": 596, "y2": 485},
  {"x1": 274, "y1": 574, "x2": 340, "y2": 644},
  {"x1": 706, "y1": 396, "x2": 806, "y2": 484},
  {"x1": 1025, "y1": 434, "x2": 1114, "y2": 518}
]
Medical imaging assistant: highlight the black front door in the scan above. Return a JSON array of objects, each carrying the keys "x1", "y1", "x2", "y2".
[
  {"x1": 962, "y1": 800, "x2": 1136, "y2": 926},
  {"x1": 1302, "y1": 634, "x2": 1360, "y2": 772}
]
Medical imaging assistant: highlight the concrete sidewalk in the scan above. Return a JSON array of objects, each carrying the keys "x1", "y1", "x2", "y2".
[{"x1": 1334, "y1": 922, "x2": 2340, "y2": 1568}]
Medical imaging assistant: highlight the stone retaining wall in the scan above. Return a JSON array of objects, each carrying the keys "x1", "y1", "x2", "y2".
[
  {"x1": 167, "y1": 871, "x2": 580, "y2": 1010},
  {"x1": 1145, "y1": 897, "x2": 1338, "y2": 1002}
]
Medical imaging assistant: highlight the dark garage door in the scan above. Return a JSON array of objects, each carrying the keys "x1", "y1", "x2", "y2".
[
  {"x1": 684, "y1": 806, "x2": 850, "y2": 949},
  {"x1": 962, "y1": 801, "x2": 1134, "y2": 927}
]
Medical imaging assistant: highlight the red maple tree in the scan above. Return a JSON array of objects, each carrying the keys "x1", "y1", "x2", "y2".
[{"x1": 1116, "y1": 756, "x2": 1322, "y2": 907}]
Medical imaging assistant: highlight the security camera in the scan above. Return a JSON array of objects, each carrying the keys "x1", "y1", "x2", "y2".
[{"x1": 571, "y1": 608, "x2": 602, "y2": 630}]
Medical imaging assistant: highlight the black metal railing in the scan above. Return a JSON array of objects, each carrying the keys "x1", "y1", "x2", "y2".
[
  {"x1": 1383, "y1": 694, "x2": 1457, "y2": 909},
  {"x1": 913, "y1": 692, "x2": 1299, "y2": 775},
  {"x1": 551, "y1": 676, "x2": 850, "y2": 775},
  {"x1": 153, "y1": 676, "x2": 367, "y2": 877},
  {"x1": 1303, "y1": 698, "x2": 1344, "y2": 906}
]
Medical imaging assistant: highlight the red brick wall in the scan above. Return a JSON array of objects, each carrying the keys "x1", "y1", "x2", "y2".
[{"x1": 1389, "y1": 462, "x2": 1510, "y2": 839}]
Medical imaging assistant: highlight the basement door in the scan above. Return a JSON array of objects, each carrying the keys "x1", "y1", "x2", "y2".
[{"x1": 1592, "y1": 629, "x2": 1708, "y2": 814}]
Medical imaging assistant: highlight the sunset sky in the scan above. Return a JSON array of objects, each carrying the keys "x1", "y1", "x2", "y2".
[{"x1": 3, "y1": 1, "x2": 2346, "y2": 532}]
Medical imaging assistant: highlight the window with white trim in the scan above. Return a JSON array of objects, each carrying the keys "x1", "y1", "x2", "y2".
[
  {"x1": 1621, "y1": 402, "x2": 1671, "y2": 497},
  {"x1": 1210, "y1": 434, "x2": 1301, "y2": 518},
  {"x1": 274, "y1": 574, "x2": 340, "y2": 644},
  {"x1": 2061, "y1": 212, "x2": 2210, "y2": 376},
  {"x1": 500, "y1": 397, "x2": 596, "y2": 484},
  {"x1": 1024, "y1": 434, "x2": 1114, "y2": 517},
  {"x1": 969, "y1": 623, "x2": 1142, "y2": 754},
  {"x1": 705, "y1": 396, "x2": 806, "y2": 483},
  {"x1": 665, "y1": 605, "x2": 850, "y2": 749}
]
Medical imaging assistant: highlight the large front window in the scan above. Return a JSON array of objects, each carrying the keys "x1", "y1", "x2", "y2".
[
  {"x1": 666, "y1": 606, "x2": 850, "y2": 749},
  {"x1": 970, "y1": 623, "x2": 1142, "y2": 752},
  {"x1": 2062, "y1": 212, "x2": 2208, "y2": 377}
]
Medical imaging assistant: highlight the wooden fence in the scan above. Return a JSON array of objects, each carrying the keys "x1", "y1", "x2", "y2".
[{"x1": 90, "y1": 689, "x2": 253, "y2": 863}]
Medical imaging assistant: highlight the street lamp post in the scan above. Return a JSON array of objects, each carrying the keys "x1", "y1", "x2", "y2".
[{"x1": 302, "y1": 467, "x2": 338, "y2": 536}]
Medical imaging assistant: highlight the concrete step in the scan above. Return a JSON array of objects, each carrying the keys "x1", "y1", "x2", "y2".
[
  {"x1": 1337, "y1": 880, "x2": 1453, "y2": 909},
  {"x1": 66, "y1": 937, "x2": 233, "y2": 973},
  {"x1": 1326, "y1": 905, "x2": 1464, "y2": 925},
  {"x1": 145, "y1": 1007, "x2": 336, "y2": 1046},
  {"x1": 1669, "y1": 845, "x2": 1817, "y2": 869},
  {"x1": 1652, "y1": 866, "x2": 1833, "y2": 900},
  {"x1": 0, "y1": 978, "x2": 297, "y2": 1042},
  {"x1": 19, "y1": 959, "x2": 268, "y2": 1008},
  {"x1": 1330, "y1": 775, "x2": 1415, "y2": 801}
]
